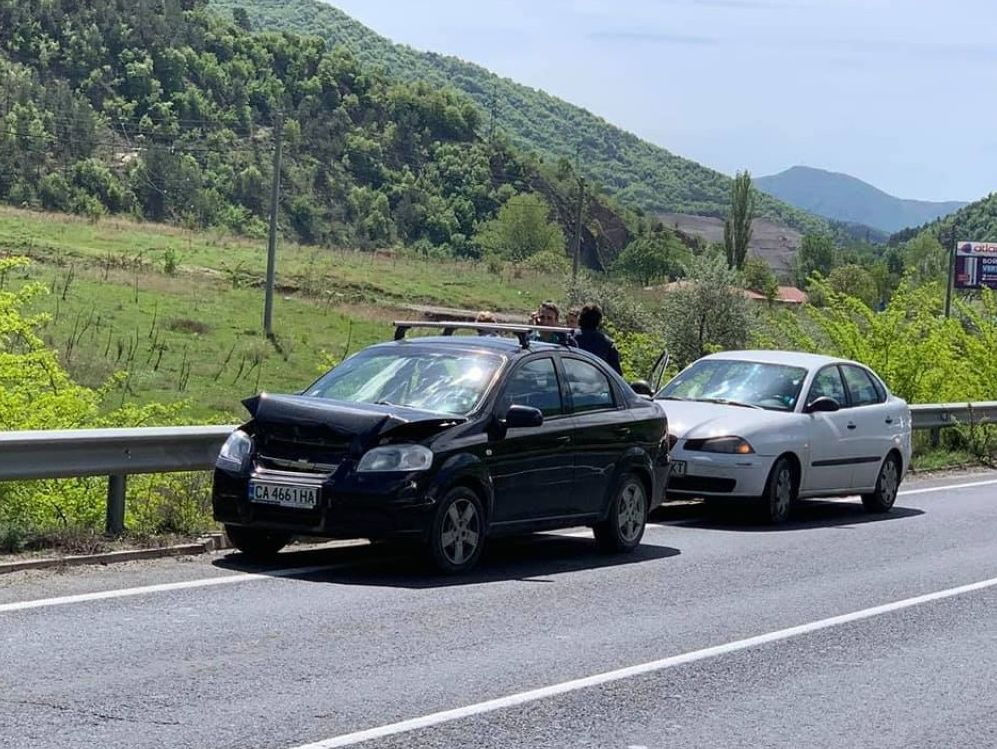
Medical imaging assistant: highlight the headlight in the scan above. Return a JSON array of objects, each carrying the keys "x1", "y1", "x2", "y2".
[
  {"x1": 690, "y1": 436, "x2": 754, "y2": 454},
  {"x1": 357, "y1": 445, "x2": 434, "y2": 473},
  {"x1": 217, "y1": 429, "x2": 253, "y2": 470}
]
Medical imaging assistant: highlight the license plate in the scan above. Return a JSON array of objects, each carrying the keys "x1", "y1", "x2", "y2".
[
  {"x1": 670, "y1": 461, "x2": 687, "y2": 477},
  {"x1": 249, "y1": 482, "x2": 318, "y2": 509}
]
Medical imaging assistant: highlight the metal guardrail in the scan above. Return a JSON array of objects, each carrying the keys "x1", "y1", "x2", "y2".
[
  {"x1": 909, "y1": 402, "x2": 997, "y2": 431},
  {"x1": 0, "y1": 426, "x2": 236, "y2": 534},
  {"x1": 0, "y1": 403, "x2": 994, "y2": 535}
]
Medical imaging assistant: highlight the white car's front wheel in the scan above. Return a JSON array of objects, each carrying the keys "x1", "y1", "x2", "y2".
[
  {"x1": 757, "y1": 457, "x2": 797, "y2": 524},
  {"x1": 862, "y1": 454, "x2": 900, "y2": 513}
]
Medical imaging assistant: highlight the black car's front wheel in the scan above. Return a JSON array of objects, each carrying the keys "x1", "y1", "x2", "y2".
[
  {"x1": 594, "y1": 473, "x2": 648, "y2": 553},
  {"x1": 428, "y1": 487, "x2": 485, "y2": 574},
  {"x1": 224, "y1": 525, "x2": 292, "y2": 560}
]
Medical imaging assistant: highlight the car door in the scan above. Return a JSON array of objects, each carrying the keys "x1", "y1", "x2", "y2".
[
  {"x1": 839, "y1": 364, "x2": 892, "y2": 490},
  {"x1": 560, "y1": 355, "x2": 634, "y2": 516},
  {"x1": 486, "y1": 356, "x2": 577, "y2": 525},
  {"x1": 803, "y1": 365, "x2": 857, "y2": 493}
]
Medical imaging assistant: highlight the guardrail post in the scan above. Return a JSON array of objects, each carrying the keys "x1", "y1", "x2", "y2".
[
  {"x1": 930, "y1": 427, "x2": 941, "y2": 448},
  {"x1": 106, "y1": 474, "x2": 127, "y2": 536}
]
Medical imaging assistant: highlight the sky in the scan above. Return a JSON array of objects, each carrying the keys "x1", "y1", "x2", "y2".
[{"x1": 328, "y1": 0, "x2": 997, "y2": 203}]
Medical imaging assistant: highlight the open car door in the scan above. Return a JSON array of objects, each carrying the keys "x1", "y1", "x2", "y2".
[{"x1": 649, "y1": 348, "x2": 670, "y2": 396}]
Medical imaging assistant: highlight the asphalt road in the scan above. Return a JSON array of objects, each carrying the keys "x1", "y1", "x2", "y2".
[{"x1": 2, "y1": 473, "x2": 996, "y2": 749}]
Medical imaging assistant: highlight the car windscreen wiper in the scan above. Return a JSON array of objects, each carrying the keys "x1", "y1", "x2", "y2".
[
  {"x1": 694, "y1": 397, "x2": 764, "y2": 410},
  {"x1": 658, "y1": 395, "x2": 688, "y2": 401}
]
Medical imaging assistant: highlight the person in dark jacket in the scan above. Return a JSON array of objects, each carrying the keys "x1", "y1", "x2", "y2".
[{"x1": 574, "y1": 303, "x2": 622, "y2": 374}]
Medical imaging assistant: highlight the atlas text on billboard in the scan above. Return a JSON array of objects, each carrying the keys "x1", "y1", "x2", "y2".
[{"x1": 954, "y1": 241, "x2": 997, "y2": 290}]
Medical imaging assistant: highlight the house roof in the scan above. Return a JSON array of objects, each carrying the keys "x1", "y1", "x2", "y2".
[{"x1": 655, "y1": 281, "x2": 808, "y2": 305}]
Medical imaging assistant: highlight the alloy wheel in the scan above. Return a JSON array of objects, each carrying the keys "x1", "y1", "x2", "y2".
[
  {"x1": 440, "y1": 498, "x2": 480, "y2": 566},
  {"x1": 880, "y1": 459, "x2": 899, "y2": 505},
  {"x1": 617, "y1": 481, "x2": 647, "y2": 544},
  {"x1": 773, "y1": 466, "x2": 794, "y2": 517}
]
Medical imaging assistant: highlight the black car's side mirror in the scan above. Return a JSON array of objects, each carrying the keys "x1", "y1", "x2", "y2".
[
  {"x1": 503, "y1": 404, "x2": 544, "y2": 429},
  {"x1": 630, "y1": 380, "x2": 654, "y2": 397},
  {"x1": 805, "y1": 396, "x2": 841, "y2": 413}
]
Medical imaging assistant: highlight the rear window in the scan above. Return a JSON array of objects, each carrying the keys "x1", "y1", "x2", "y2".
[{"x1": 841, "y1": 365, "x2": 885, "y2": 407}]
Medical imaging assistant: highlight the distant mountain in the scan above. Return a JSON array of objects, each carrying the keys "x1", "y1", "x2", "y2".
[
  {"x1": 890, "y1": 192, "x2": 997, "y2": 246},
  {"x1": 756, "y1": 166, "x2": 966, "y2": 235},
  {"x1": 208, "y1": 0, "x2": 831, "y2": 235}
]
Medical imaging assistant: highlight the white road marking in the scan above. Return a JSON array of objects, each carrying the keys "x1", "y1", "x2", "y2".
[
  {"x1": 899, "y1": 478, "x2": 997, "y2": 496},
  {"x1": 0, "y1": 561, "x2": 375, "y2": 614},
  {"x1": 286, "y1": 573, "x2": 997, "y2": 748},
  {"x1": 1, "y1": 476, "x2": 993, "y2": 614}
]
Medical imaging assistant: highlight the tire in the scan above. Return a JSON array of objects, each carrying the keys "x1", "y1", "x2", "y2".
[
  {"x1": 862, "y1": 454, "x2": 900, "y2": 513},
  {"x1": 224, "y1": 524, "x2": 291, "y2": 560},
  {"x1": 428, "y1": 487, "x2": 486, "y2": 574},
  {"x1": 594, "y1": 473, "x2": 648, "y2": 553},
  {"x1": 757, "y1": 457, "x2": 797, "y2": 524}
]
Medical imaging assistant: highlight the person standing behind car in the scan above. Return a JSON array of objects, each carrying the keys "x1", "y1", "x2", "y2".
[
  {"x1": 475, "y1": 310, "x2": 498, "y2": 336},
  {"x1": 530, "y1": 301, "x2": 571, "y2": 344},
  {"x1": 574, "y1": 303, "x2": 622, "y2": 375}
]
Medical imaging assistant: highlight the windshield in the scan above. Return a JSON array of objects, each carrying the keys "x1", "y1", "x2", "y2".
[
  {"x1": 658, "y1": 359, "x2": 807, "y2": 412},
  {"x1": 306, "y1": 347, "x2": 503, "y2": 416}
]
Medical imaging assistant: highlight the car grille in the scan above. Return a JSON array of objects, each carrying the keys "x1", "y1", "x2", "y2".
[
  {"x1": 253, "y1": 430, "x2": 351, "y2": 477},
  {"x1": 669, "y1": 476, "x2": 737, "y2": 494}
]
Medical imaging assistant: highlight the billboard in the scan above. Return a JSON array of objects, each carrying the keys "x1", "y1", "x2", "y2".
[{"x1": 954, "y1": 241, "x2": 997, "y2": 290}]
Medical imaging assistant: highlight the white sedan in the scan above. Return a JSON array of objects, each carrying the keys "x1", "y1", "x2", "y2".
[{"x1": 656, "y1": 351, "x2": 912, "y2": 523}]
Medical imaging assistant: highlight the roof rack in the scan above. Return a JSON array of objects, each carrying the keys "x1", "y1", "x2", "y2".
[{"x1": 392, "y1": 320, "x2": 576, "y2": 349}]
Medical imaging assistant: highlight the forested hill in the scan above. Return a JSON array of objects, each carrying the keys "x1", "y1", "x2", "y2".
[
  {"x1": 756, "y1": 166, "x2": 965, "y2": 235},
  {"x1": 890, "y1": 192, "x2": 997, "y2": 246},
  {"x1": 207, "y1": 0, "x2": 829, "y2": 235},
  {"x1": 0, "y1": 0, "x2": 633, "y2": 265}
]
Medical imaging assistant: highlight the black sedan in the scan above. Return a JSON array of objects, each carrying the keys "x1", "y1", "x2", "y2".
[{"x1": 212, "y1": 321, "x2": 670, "y2": 573}]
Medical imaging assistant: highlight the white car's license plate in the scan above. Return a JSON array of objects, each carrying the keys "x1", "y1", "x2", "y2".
[
  {"x1": 249, "y1": 482, "x2": 318, "y2": 509},
  {"x1": 670, "y1": 461, "x2": 687, "y2": 477}
]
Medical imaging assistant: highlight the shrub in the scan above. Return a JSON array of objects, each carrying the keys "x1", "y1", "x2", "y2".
[
  {"x1": 660, "y1": 253, "x2": 752, "y2": 368},
  {"x1": 523, "y1": 250, "x2": 570, "y2": 275},
  {"x1": 0, "y1": 257, "x2": 192, "y2": 535}
]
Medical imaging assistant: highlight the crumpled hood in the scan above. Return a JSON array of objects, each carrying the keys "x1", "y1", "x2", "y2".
[
  {"x1": 656, "y1": 400, "x2": 796, "y2": 441},
  {"x1": 243, "y1": 393, "x2": 466, "y2": 450}
]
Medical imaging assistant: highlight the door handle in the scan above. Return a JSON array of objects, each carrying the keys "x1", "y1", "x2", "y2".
[
  {"x1": 556, "y1": 436, "x2": 572, "y2": 444},
  {"x1": 847, "y1": 423, "x2": 857, "y2": 430},
  {"x1": 884, "y1": 417, "x2": 894, "y2": 425},
  {"x1": 614, "y1": 427, "x2": 631, "y2": 438}
]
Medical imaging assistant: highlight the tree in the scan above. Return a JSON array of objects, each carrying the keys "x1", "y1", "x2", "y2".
[
  {"x1": 903, "y1": 232, "x2": 948, "y2": 286},
  {"x1": 473, "y1": 193, "x2": 565, "y2": 263},
  {"x1": 232, "y1": 7, "x2": 253, "y2": 31},
  {"x1": 828, "y1": 263, "x2": 878, "y2": 308},
  {"x1": 662, "y1": 252, "x2": 751, "y2": 367},
  {"x1": 613, "y1": 230, "x2": 687, "y2": 286},
  {"x1": 741, "y1": 256, "x2": 779, "y2": 301},
  {"x1": 723, "y1": 170, "x2": 755, "y2": 270},
  {"x1": 796, "y1": 233, "x2": 836, "y2": 284}
]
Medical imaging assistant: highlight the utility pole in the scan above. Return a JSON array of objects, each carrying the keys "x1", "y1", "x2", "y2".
[
  {"x1": 571, "y1": 176, "x2": 586, "y2": 281},
  {"x1": 263, "y1": 110, "x2": 283, "y2": 339},
  {"x1": 944, "y1": 224, "x2": 958, "y2": 319}
]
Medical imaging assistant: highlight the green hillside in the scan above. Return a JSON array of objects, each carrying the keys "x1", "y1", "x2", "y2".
[
  {"x1": 890, "y1": 192, "x2": 997, "y2": 246},
  {"x1": 0, "y1": 0, "x2": 635, "y2": 266},
  {"x1": 208, "y1": 0, "x2": 829, "y2": 234}
]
